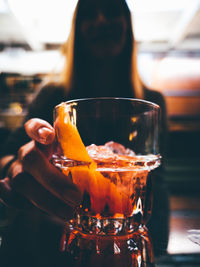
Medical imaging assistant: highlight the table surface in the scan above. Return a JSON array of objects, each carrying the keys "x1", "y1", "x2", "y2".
[{"x1": 155, "y1": 194, "x2": 200, "y2": 266}]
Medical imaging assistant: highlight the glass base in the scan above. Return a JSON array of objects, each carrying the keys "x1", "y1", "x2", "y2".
[{"x1": 60, "y1": 225, "x2": 154, "y2": 267}]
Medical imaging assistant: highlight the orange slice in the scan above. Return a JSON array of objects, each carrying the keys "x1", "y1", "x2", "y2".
[
  {"x1": 56, "y1": 103, "x2": 92, "y2": 162},
  {"x1": 56, "y1": 103, "x2": 130, "y2": 216}
]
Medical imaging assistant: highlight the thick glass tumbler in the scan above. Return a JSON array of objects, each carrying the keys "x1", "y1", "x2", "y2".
[{"x1": 52, "y1": 98, "x2": 160, "y2": 266}]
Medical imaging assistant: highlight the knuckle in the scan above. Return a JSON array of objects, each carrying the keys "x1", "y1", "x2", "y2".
[
  {"x1": 17, "y1": 146, "x2": 24, "y2": 161},
  {"x1": 7, "y1": 160, "x2": 22, "y2": 179},
  {"x1": 18, "y1": 141, "x2": 39, "y2": 166}
]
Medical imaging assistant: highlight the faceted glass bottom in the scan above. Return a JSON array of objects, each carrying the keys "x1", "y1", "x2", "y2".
[{"x1": 60, "y1": 225, "x2": 154, "y2": 267}]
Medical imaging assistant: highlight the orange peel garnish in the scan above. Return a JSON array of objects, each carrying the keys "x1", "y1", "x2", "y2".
[
  {"x1": 56, "y1": 103, "x2": 92, "y2": 163},
  {"x1": 56, "y1": 103, "x2": 144, "y2": 217}
]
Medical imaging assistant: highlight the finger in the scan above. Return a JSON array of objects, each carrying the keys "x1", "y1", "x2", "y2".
[
  {"x1": 0, "y1": 177, "x2": 33, "y2": 209},
  {"x1": 24, "y1": 118, "x2": 55, "y2": 145},
  {"x1": 19, "y1": 142, "x2": 82, "y2": 207},
  {"x1": 11, "y1": 172, "x2": 75, "y2": 221},
  {"x1": 19, "y1": 140, "x2": 53, "y2": 162},
  {"x1": 35, "y1": 141, "x2": 55, "y2": 160},
  {"x1": 7, "y1": 158, "x2": 23, "y2": 179}
]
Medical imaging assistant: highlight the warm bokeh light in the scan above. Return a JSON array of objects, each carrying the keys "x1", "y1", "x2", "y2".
[
  {"x1": 7, "y1": 0, "x2": 78, "y2": 45},
  {"x1": 7, "y1": 0, "x2": 193, "y2": 45}
]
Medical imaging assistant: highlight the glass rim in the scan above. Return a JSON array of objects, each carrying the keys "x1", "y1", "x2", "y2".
[{"x1": 54, "y1": 97, "x2": 160, "y2": 111}]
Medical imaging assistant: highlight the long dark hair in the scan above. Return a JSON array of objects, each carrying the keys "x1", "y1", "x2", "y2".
[{"x1": 60, "y1": 0, "x2": 143, "y2": 98}]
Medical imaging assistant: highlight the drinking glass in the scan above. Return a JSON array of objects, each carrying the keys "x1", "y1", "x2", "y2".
[{"x1": 52, "y1": 98, "x2": 161, "y2": 266}]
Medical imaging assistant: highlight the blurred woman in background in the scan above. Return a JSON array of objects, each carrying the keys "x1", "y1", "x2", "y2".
[{"x1": 0, "y1": 0, "x2": 169, "y2": 266}]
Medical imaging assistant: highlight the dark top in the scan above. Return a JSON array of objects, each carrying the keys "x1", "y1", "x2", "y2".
[{"x1": 0, "y1": 83, "x2": 169, "y2": 266}]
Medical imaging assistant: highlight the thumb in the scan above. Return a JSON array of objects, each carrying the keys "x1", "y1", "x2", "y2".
[{"x1": 24, "y1": 118, "x2": 55, "y2": 145}]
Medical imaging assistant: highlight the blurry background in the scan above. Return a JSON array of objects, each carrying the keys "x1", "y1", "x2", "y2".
[{"x1": 0, "y1": 0, "x2": 200, "y2": 260}]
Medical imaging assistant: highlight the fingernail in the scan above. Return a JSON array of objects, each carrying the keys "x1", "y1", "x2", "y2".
[{"x1": 38, "y1": 127, "x2": 52, "y2": 143}]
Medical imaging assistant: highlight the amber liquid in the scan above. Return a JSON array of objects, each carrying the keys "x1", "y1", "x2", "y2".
[
  {"x1": 53, "y1": 153, "x2": 158, "y2": 266},
  {"x1": 78, "y1": 169, "x2": 153, "y2": 227},
  {"x1": 53, "y1": 153, "x2": 160, "y2": 234}
]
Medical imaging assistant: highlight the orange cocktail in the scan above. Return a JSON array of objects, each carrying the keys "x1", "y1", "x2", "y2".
[{"x1": 53, "y1": 99, "x2": 160, "y2": 235}]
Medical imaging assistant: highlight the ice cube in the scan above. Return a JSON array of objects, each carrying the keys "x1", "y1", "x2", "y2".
[
  {"x1": 86, "y1": 142, "x2": 137, "y2": 169},
  {"x1": 105, "y1": 141, "x2": 135, "y2": 156},
  {"x1": 86, "y1": 144, "x2": 114, "y2": 159}
]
